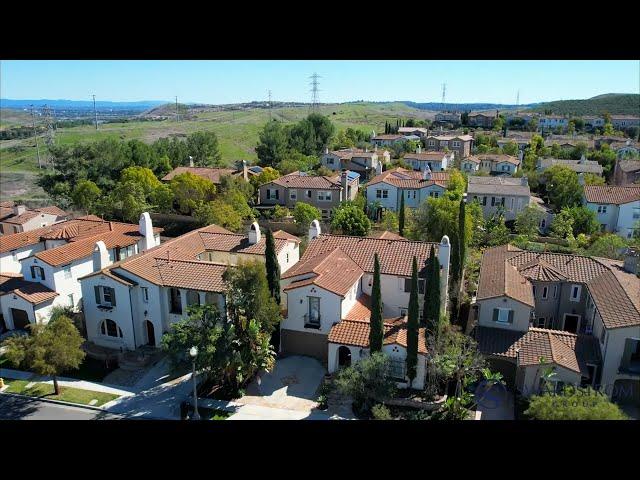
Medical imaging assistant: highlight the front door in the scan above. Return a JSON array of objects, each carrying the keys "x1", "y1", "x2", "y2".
[
  {"x1": 10, "y1": 308, "x2": 30, "y2": 331},
  {"x1": 563, "y1": 314, "x2": 580, "y2": 333},
  {"x1": 145, "y1": 320, "x2": 156, "y2": 347},
  {"x1": 338, "y1": 346, "x2": 351, "y2": 368}
]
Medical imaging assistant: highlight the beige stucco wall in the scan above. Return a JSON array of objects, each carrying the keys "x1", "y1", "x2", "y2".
[{"x1": 477, "y1": 296, "x2": 532, "y2": 332}]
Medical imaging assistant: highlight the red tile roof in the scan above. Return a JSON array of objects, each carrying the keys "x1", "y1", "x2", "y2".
[
  {"x1": 269, "y1": 172, "x2": 342, "y2": 190},
  {"x1": 0, "y1": 274, "x2": 59, "y2": 305},
  {"x1": 329, "y1": 317, "x2": 428, "y2": 354},
  {"x1": 583, "y1": 185, "x2": 640, "y2": 205},
  {"x1": 367, "y1": 167, "x2": 449, "y2": 189}
]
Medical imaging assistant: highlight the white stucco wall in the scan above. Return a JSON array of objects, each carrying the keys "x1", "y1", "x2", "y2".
[
  {"x1": 477, "y1": 296, "x2": 532, "y2": 332},
  {"x1": 281, "y1": 283, "x2": 343, "y2": 336},
  {"x1": 0, "y1": 244, "x2": 42, "y2": 274},
  {"x1": 518, "y1": 364, "x2": 581, "y2": 397},
  {"x1": 0, "y1": 294, "x2": 56, "y2": 329}
]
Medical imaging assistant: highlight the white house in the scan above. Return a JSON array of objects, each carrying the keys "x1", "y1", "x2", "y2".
[
  {"x1": 539, "y1": 115, "x2": 569, "y2": 130},
  {"x1": 466, "y1": 176, "x2": 531, "y2": 222},
  {"x1": 469, "y1": 154, "x2": 522, "y2": 175},
  {"x1": 79, "y1": 222, "x2": 300, "y2": 350},
  {"x1": 0, "y1": 213, "x2": 162, "y2": 332},
  {"x1": 403, "y1": 147, "x2": 453, "y2": 172},
  {"x1": 0, "y1": 202, "x2": 67, "y2": 236},
  {"x1": 279, "y1": 220, "x2": 451, "y2": 389},
  {"x1": 365, "y1": 167, "x2": 449, "y2": 212},
  {"x1": 321, "y1": 148, "x2": 390, "y2": 179},
  {"x1": 583, "y1": 185, "x2": 640, "y2": 239}
]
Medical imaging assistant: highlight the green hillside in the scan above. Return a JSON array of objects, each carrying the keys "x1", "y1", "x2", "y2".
[
  {"x1": 530, "y1": 93, "x2": 640, "y2": 116},
  {"x1": 0, "y1": 102, "x2": 433, "y2": 202}
]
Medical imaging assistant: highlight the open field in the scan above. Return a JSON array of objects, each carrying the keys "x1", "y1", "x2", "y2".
[
  {"x1": 0, "y1": 108, "x2": 33, "y2": 130},
  {"x1": 0, "y1": 102, "x2": 434, "y2": 202}
]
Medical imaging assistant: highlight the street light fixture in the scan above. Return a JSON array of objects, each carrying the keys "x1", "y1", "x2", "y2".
[{"x1": 189, "y1": 346, "x2": 200, "y2": 420}]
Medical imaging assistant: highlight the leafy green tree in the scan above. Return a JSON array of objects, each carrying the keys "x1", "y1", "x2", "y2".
[
  {"x1": 170, "y1": 172, "x2": 217, "y2": 215},
  {"x1": 293, "y1": 202, "x2": 321, "y2": 229},
  {"x1": 250, "y1": 166, "x2": 280, "y2": 189},
  {"x1": 119, "y1": 166, "x2": 174, "y2": 212},
  {"x1": 543, "y1": 165, "x2": 583, "y2": 211},
  {"x1": 515, "y1": 205, "x2": 544, "y2": 239},
  {"x1": 71, "y1": 179, "x2": 101, "y2": 214},
  {"x1": 380, "y1": 209, "x2": 398, "y2": 232},
  {"x1": 331, "y1": 203, "x2": 371, "y2": 237},
  {"x1": 398, "y1": 193, "x2": 405, "y2": 237},
  {"x1": 482, "y1": 211, "x2": 511, "y2": 247},
  {"x1": 102, "y1": 181, "x2": 152, "y2": 223},
  {"x1": 568, "y1": 206, "x2": 599, "y2": 236},
  {"x1": 186, "y1": 131, "x2": 221, "y2": 166},
  {"x1": 445, "y1": 169, "x2": 466, "y2": 201},
  {"x1": 193, "y1": 200, "x2": 244, "y2": 232},
  {"x1": 256, "y1": 121, "x2": 290, "y2": 168},
  {"x1": 588, "y1": 143, "x2": 617, "y2": 179},
  {"x1": 525, "y1": 386, "x2": 628, "y2": 420},
  {"x1": 406, "y1": 257, "x2": 419, "y2": 387},
  {"x1": 2, "y1": 315, "x2": 85, "y2": 395},
  {"x1": 550, "y1": 208, "x2": 575, "y2": 239},
  {"x1": 423, "y1": 248, "x2": 441, "y2": 333},
  {"x1": 584, "y1": 173, "x2": 605, "y2": 186},
  {"x1": 276, "y1": 152, "x2": 318, "y2": 174},
  {"x1": 369, "y1": 254, "x2": 384, "y2": 353},
  {"x1": 587, "y1": 234, "x2": 628, "y2": 260},
  {"x1": 501, "y1": 141, "x2": 519, "y2": 156}
]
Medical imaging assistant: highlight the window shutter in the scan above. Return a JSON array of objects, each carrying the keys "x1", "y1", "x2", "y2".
[
  {"x1": 40, "y1": 267, "x2": 45, "y2": 280},
  {"x1": 94, "y1": 286, "x2": 101, "y2": 304},
  {"x1": 275, "y1": 189, "x2": 279, "y2": 199},
  {"x1": 110, "y1": 287, "x2": 117, "y2": 306},
  {"x1": 508, "y1": 310, "x2": 514, "y2": 324},
  {"x1": 492, "y1": 309, "x2": 499, "y2": 322},
  {"x1": 31, "y1": 265, "x2": 36, "y2": 279}
]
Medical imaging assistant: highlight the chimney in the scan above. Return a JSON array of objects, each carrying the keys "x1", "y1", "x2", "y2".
[
  {"x1": 374, "y1": 144, "x2": 378, "y2": 152},
  {"x1": 93, "y1": 241, "x2": 110, "y2": 271},
  {"x1": 438, "y1": 236, "x2": 451, "y2": 315},
  {"x1": 422, "y1": 166, "x2": 431, "y2": 181},
  {"x1": 518, "y1": 149, "x2": 524, "y2": 162},
  {"x1": 622, "y1": 247, "x2": 639, "y2": 275},
  {"x1": 12, "y1": 205, "x2": 26, "y2": 216},
  {"x1": 577, "y1": 172, "x2": 585, "y2": 186},
  {"x1": 139, "y1": 212, "x2": 156, "y2": 251},
  {"x1": 375, "y1": 162, "x2": 383, "y2": 175},
  {"x1": 309, "y1": 219, "x2": 321, "y2": 240},
  {"x1": 341, "y1": 170, "x2": 349, "y2": 201},
  {"x1": 248, "y1": 221, "x2": 261, "y2": 245},
  {"x1": 242, "y1": 160, "x2": 248, "y2": 181},
  {"x1": 188, "y1": 156, "x2": 194, "y2": 167}
]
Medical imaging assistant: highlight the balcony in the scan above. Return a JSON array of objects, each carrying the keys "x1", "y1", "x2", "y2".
[
  {"x1": 619, "y1": 360, "x2": 640, "y2": 377},
  {"x1": 303, "y1": 314, "x2": 321, "y2": 329}
]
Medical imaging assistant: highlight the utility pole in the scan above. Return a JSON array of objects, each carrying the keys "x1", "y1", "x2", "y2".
[
  {"x1": 268, "y1": 90, "x2": 272, "y2": 120},
  {"x1": 175, "y1": 96, "x2": 179, "y2": 122},
  {"x1": 92, "y1": 95, "x2": 98, "y2": 130},
  {"x1": 309, "y1": 73, "x2": 321, "y2": 112},
  {"x1": 441, "y1": 83, "x2": 447, "y2": 111},
  {"x1": 30, "y1": 105, "x2": 42, "y2": 169}
]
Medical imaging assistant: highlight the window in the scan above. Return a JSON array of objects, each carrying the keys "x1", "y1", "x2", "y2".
[
  {"x1": 597, "y1": 205, "x2": 607, "y2": 214},
  {"x1": 306, "y1": 190, "x2": 312, "y2": 199},
  {"x1": 452, "y1": 141, "x2": 461, "y2": 147},
  {"x1": 570, "y1": 284, "x2": 581, "y2": 302},
  {"x1": 63, "y1": 264, "x2": 72, "y2": 279},
  {"x1": 482, "y1": 197, "x2": 487, "y2": 206},
  {"x1": 428, "y1": 140, "x2": 435, "y2": 146},
  {"x1": 493, "y1": 308, "x2": 514, "y2": 324},
  {"x1": 94, "y1": 286, "x2": 116, "y2": 307},
  {"x1": 289, "y1": 190, "x2": 297, "y2": 200},
  {"x1": 267, "y1": 188, "x2": 279, "y2": 200},
  {"x1": 286, "y1": 252, "x2": 289, "y2": 263},
  {"x1": 535, "y1": 317, "x2": 546, "y2": 328},
  {"x1": 187, "y1": 290, "x2": 200, "y2": 307},
  {"x1": 100, "y1": 319, "x2": 123, "y2": 338},
  {"x1": 142, "y1": 287, "x2": 149, "y2": 303},
  {"x1": 13, "y1": 226, "x2": 19, "y2": 234},
  {"x1": 440, "y1": 141, "x2": 448, "y2": 147},
  {"x1": 491, "y1": 197, "x2": 496, "y2": 207},
  {"x1": 169, "y1": 288, "x2": 182, "y2": 314},
  {"x1": 400, "y1": 308, "x2": 408, "y2": 317},
  {"x1": 553, "y1": 285, "x2": 557, "y2": 298},
  {"x1": 430, "y1": 191, "x2": 439, "y2": 198},
  {"x1": 542, "y1": 286, "x2": 548, "y2": 299},
  {"x1": 389, "y1": 358, "x2": 406, "y2": 380},
  {"x1": 376, "y1": 189, "x2": 388, "y2": 199},
  {"x1": 306, "y1": 296, "x2": 320, "y2": 328},
  {"x1": 318, "y1": 191, "x2": 332, "y2": 201},
  {"x1": 68, "y1": 294, "x2": 74, "y2": 308},
  {"x1": 327, "y1": 158, "x2": 334, "y2": 165},
  {"x1": 30, "y1": 265, "x2": 45, "y2": 281}
]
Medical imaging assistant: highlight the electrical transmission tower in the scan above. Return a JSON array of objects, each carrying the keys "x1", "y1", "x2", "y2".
[
  {"x1": 309, "y1": 73, "x2": 321, "y2": 112},
  {"x1": 175, "y1": 96, "x2": 180, "y2": 122},
  {"x1": 30, "y1": 105, "x2": 43, "y2": 169},
  {"x1": 92, "y1": 95, "x2": 98, "y2": 130},
  {"x1": 441, "y1": 83, "x2": 447, "y2": 111}
]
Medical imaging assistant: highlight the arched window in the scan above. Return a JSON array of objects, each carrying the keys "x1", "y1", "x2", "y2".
[
  {"x1": 100, "y1": 319, "x2": 123, "y2": 338},
  {"x1": 187, "y1": 290, "x2": 200, "y2": 307},
  {"x1": 205, "y1": 292, "x2": 218, "y2": 306}
]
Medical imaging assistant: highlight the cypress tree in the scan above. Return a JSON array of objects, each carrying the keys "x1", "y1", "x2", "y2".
[
  {"x1": 458, "y1": 199, "x2": 467, "y2": 283},
  {"x1": 265, "y1": 229, "x2": 281, "y2": 349},
  {"x1": 450, "y1": 228, "x2": 460, "y2": 288},
  {"x1": 398, "y1": 192, "x2": 405, "y2": 237},
  {"x1": 423, "y1": 248, "x2": 441, "y2": 335},
  {"x1": 406, "y1": 256, "x2": 419, "y2": 386},
  {"x1": 369, "y1": 253, "x2": 384, "y2": 353}
]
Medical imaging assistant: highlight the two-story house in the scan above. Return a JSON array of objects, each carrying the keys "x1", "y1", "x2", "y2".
[
  {"x1": 161, "y1": 160, "x2": 254, "y2": 185},
  {"x1": 258, "y1": 170, "x2": 359, "y2": 220},
  {"x1": 79, "y1": 222, "x2": 300, "y2": 351},
  {"x1": 0, "y1": 202, "x2": 67, "y2": 236},
  {"x1": 469, "y1": 154, "x2": 522, "y2": 175},
  {"x1": 467, "y1": 113, "x2": 496, "y2": 128},
  {"x1": 398, "y1": 127, "x2": 429, "y2": 138},
  {"x1": 424, "y1": 134, "x2": 473, "y2": 160},
  {"x1": 613, "y1": 159, "x2": 640, "y2": 185},
  {"x1": 403, "y1": 147, "x2": 453, "y2": 172},
  {"x1": 466, "y1": 176, "x2": 531, "y2": 222},
  {"x1": 472, "y1": 245, "x2": 640, "y2": 406},
  {"x1": 539, "y1": 115, "x2": 569, "y2": 131},
  {"x1": 365, "y1": 167, "x2": 449, "y2": 212},
  {"x1": 321, "y1": 148, "x2": 390, "y2": 179},
  {"x1": 0, "y1": 213, "x2": 162, "y2": 331},
  {"x1": 371, "y1": 134, "x2": 405, "y2": 147},
  {"x1": 279, "y1": 220, "x2": 451, "y2": 389},
  {"x1": 610, "y1": 115, "x2": 640, "y2": 130},
  {"x1": 583, "y1": 185, "x2": 640, "y2": 239},
  {"x1": 536, "y1": 156, "x2": 604, "y2": 179}
]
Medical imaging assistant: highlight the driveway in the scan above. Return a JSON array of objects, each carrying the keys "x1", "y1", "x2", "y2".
[
  {"x1": 234, "y1": 355, "x2": 327, "y2": 414},
  {"x1": 475, "y1": 390, "x2": 515, "y2": 420}
]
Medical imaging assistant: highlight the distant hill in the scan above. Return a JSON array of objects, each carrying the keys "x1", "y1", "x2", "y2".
[
  {"x1": 402, "y1": 101, "x2": 538, "y2": 112},
  {"x1": 0, "y1": 99, "x2": 167, "y2": 110},
  {"x1": 530, "y1": 94, "x2": 640, "y2": 116}
]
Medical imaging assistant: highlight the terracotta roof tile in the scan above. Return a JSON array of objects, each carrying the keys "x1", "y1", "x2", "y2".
[
  {"x1": 270, "y1": 172, "x2": 341, "y2": 190},
  {"x1": 329, "y1": 317, "x2": 427, "y2": 354},
  {"x1": 0, "y1": 275, "x2": 59, "y2": 305},
  {"x1": 583, "y1": 185, "x2": 640, "y2": 204},
  {"x1": 272, "y1": 230, "x2": 302, "y2": 243},
  {"x1": 367, "y1": 167, "x2": 449, "y2": 189}
]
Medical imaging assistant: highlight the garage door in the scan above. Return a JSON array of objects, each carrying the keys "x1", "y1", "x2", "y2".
[
  {"x1": 612, "y1": 379, "x2": 640, "y2": 406},
  {"x1": 11, "y1": 308, "x2": 31, "y2": 331},
  {"x1": 281, "y1": 329, "x2": 328, "y2": 365}
]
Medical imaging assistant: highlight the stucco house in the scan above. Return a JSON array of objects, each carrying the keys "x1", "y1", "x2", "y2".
[
  {"x1": 0, "y1": 202, "x2": 67, "y2": 236},
  {"x1": 79, "y1": 222, "x2": 300, "y2": 350},
  {"x1": 471, "y1": 245, "x2": 640, "y2": 405},
  {"x1": 496, "y1": 137, "x2": 530, "y2": 152},
  {"x1": 424, "y1": 134, "x2": 473, "y2": 160},
  {"x1": 466, "y1": 176, "x2": 531, "y2": 222},
  {"x1": 613, "y1": 159, "x2": 640, "y2": 185},
  {"x1": 321, "y1": 148, "x2": 390, "y2": 179},
  {"x1": 460, "y1": 156, "x2": 481, "y2": 173},
  {"x1": 371, "y1": 134, "x2": 405, "y2": 147},
  {"x1": 610, "y1": 115, "x2": 640, "y2": 130},
  {"x1": 398, "y1": 127, "x2": 429, "y2": 138},
  {"x1": 583, "y1": 185, "x2": 640, "y2": 239},
  {"x1": 403, "y1": 147, "x2": 453, "y2": 172},
  {"x1": 279, "y1": 220, "x2": 450, "y2": 389},
  {"x1": 539, "y1": 115, "x2": 569, "y2": 130},
  {"x1": 536, "y1": 156, "x2": 603, "y2": 179},
  {"x1": 161, "y1": 161, "x2": 254, "y2": 185},
  {"x1": 0, "y1": 213, "x2": 162, "y2": 332},
  {"x1": 468, "y1": 113, "x2": 496, "y2": 128},
  {"x1": 258, "y1": 170, "x2": 359, "y2": 220},
  {"x1": 365, "y1": 167, "x2": 449, "y2": 212},
  {"x1": 469, "y1": 154, "x2": 521, "y2": 175}
]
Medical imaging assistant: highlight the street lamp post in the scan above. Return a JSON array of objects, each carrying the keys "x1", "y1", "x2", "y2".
[{"x1": 189, "y1": 346, "x2": 201, "y2": 420}]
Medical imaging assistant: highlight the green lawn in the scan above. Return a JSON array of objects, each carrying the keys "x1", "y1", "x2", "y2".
[{"x1": 3, "y1": 378, "x2": 120, "y2": 407}]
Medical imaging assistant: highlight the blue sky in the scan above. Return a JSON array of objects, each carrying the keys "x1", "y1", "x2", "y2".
[{"x1": 2, "y1": 60, "x2": 638, "y2": 104}]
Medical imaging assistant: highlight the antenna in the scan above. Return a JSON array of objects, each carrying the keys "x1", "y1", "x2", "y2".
[
  {"x1": 30, "y1": 104, "x2": 42, "y2": 169},
  {"x1": 441, "y1": 83, "x2": 447, "y2": 111},
  {"x1": 309, "y1": 73, "x2": 321, "y2": 112},
  {"x1": 92, "y1": 95, "x2": 98, "y2": 130}
]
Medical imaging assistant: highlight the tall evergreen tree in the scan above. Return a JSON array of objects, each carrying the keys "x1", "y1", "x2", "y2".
[
  {"x1": 457, "y1": 199, "x2": 467, "y2": 284},
  {"x1": 450, "y1": 226, "x2": 460, "y2": 288},
  {"x1": 265, "y1": 229, "x2": 281, "y2": 349},
  {"x1": 369, "y1": 253, "x2": 384, "y2": 353},
  {"x1": 398, "y1": 193, "x2": 405, "y2": 237},
  {"x1": 406, "y1": 256, "x2": 419, "y2": 386},
  {"x1": 423, "y1": 248, "x2": 441, "y2": 335}
]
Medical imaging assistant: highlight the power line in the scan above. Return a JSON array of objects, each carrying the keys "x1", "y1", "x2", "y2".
[{"x1": 309, "y1": 73, "x2": 321, "y2": 112}]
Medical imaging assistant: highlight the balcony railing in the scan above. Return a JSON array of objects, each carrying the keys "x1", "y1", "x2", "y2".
[{"x1": 304, "y1": 314, "x2": 321, "y2": 329}]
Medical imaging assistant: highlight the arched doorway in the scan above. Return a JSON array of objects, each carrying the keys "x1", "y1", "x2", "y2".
[
  {"x1": 145, "y1": 320, "x2": 156, "y2": 347},
  {"x1": 338, "y1": 346, "x2": 351, "y2": 368}
]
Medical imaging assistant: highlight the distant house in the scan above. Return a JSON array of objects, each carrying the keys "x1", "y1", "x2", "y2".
[
  {"x1": 460, "y1": 156, "x2": 481, "y2": 173},
  {"x1": 613, "y1": 159, "x2": 640, "y2": 185},
  {"x1": 544, "y1": 136, "x2": 595, "y2": 150},
  {"x1": 536, "y1": 156, "x2": 603, "y2": 178},
  {"x1": 0, "y1": 202, "x2": 68, "y2": 236},
  {"x1": 610, "y1": 140, "x2": 640, "y2": 159},
  {"x1": 398, "y1": 127, "x2": 429, "y2": 138},
  {"x1": 434, "y1": 112, "x2": 462, "y2": 125},
  {"x1": 469, "y1": 154, "x2": 521, "y2": 175},
  {"x1": 539, "y1": 115, "x2": 569, "y2": 130},
  {"x1": 466, "y1": 176, "x2": 531, "y2": 222},
  {"x1": 258, "y1": 170, "x2": 359, "y2": 220},
  {"x1": 371, "y1": 134, "x2": 405, "y2": 147},
  {"x1": 583, "y1": 185, "x2": 640, "y2": 239},
  {"x1": 530, "y1": 195, "x2": 555, "y2": 233},
  {"x1": 497, "y1": 137, "x2": 530, "y2": 152},
  {"x1": 161, "y1": 161, "x2": 254, "y2": 185},
  {"x1": 611, "y1": 115, "x2": 640, "y2": 130},
  {"x1": 424, "y1": 134, "x2": 474, "y2": 159},
  {"x1": 402, "y1": 148, "x2": 453, "y2": 172},
  {"x1": 583, "y1": 116, "x2": 605, "y2": 129},
  {"x1": 365, "y1": 167, "x2": 449, "y2": 212},
  {"x1": 321, "y1": 148, "x2": 390, "y2": 179},
  {"x1": 468, "y1": 112, "x2": 496, "y2": 128}
]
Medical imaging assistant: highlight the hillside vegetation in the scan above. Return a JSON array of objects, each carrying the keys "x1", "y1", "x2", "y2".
[{"x1": 531, "y1": 94, "x2": 640, "y2": 116}]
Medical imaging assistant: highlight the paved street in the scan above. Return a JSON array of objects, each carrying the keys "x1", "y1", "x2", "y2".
[{"x1": 0, "y1": 395, "x2": 124, "y2": 420}]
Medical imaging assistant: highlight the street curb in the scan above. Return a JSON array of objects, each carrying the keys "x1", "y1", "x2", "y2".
[{"x1": 0, "y1": 391, "x2": 112, "y2": 413}]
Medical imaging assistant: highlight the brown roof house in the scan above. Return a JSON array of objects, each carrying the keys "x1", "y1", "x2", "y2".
[
  {"x1": 466, "y1": 176, "x2": 531, "y2": 222},
  {"x1": 424, "y1": 134, "x2": 473, "y2": 160},
  {"x1": 78, "y1": 222, "x2": 301, "y2": 351},
  {"x1": 472, "y1": 245, "x2": 640, "y2": 400},
  {"x1": 321, "y1": 147, "x2": 390, "y2": 179},
  {"x1": 536, "y1": 156, "x2": 603, "y2": 178},
  {"x1": 0, "y1": 213, "x2": 162, "y2": 332},
  {"x1": 582, "y1": 185, "x2": 640, "y2": 239},
  {"x1": 279, "y1": 219, "x2": 451, "y2": 389},
  {"x1": 466, "y1": 153, "x2": 522, "y2": 175},
  {"x1": 161, "y1": 160, "x2": 255, "y2": 185},
  {"x1": 614, "y1": 159, "x2": 640, "y2": 186},
  {"x1": 0, "y1": 202, "x2": 68, "y2": 236},
  {"x1": 258, "y1": 170, "x2": 359, "y2": 220}
]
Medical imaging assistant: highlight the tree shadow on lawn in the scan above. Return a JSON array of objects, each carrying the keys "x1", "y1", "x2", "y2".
[{"x1": 0, "y1": 394, "x2": 39, "y2": 419}]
